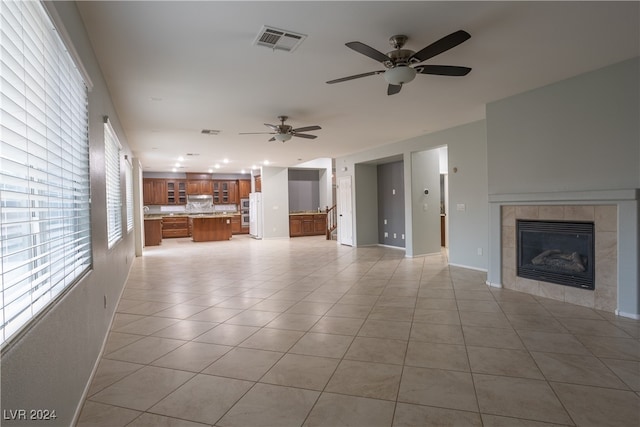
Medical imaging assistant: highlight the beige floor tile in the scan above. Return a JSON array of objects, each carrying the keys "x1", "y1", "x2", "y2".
[
  {"x1": 250, "y1": 299, "x2": 296, "y2": 312},
  {"x1": 368, "y1": 306, "x2": 414, "y2": 322},
  {"x1": 76, "y1": 401, "x2": 141, "y2": 427},
  {"x1": 187, "y1": 307, "x2": 244, "y2": 323},
  {"x1": 217, "y1": 383, "x2": 319, "y2": 427},
  {"x1": 531, "y1": 351, "x2": 630, "y2": 389},
  {"x1": 410, "y1": 322, "x2": 464, "y2": 344},
  {"x1": 417, "y1": 289, "x2": 456, "y2": 299},
  {"x1": 153, "y1": 304, "x2": 208, "y2": 320},
  {"x1": 600, "y1": 358, "x2": 640, "y2": 391},
  {"x1": 202, "y1": 347, "x2": 283, "y2": 380},
  {"x1": 310, "y1": 316, "x2": 365, "y2": 336},
  {"x1": 303, "y1": 393, "x2": 395, "y2": 427},
  {"x1": 285, "y1": 301, "x2": 334, "y2": 315},
  {"x1": 151, "y1": 342, "x2": 232, "y2": 372},
  {"x1": 338, "y1": 294, "x2": 379, "y2": 306},
  {"x1": 454, "y1": 289, "x2": 496, "y2": 301},
  {"x1": 105, "y1": 336, "x2": 187, "y2": 364},
  {"x1": 415, "y1": 297, "x2": 458, "y2": 311},
  {"x1": 481, "y1": 414, "x2": 571, "y2": 427},
  {"x1": 462, "y1": 325, "x2": 525, "y2": 350},
  {"x1": 325, "y1": 359, "x2": 402, "y2": 400},
  {"x1": 215, "y1": 296, "x2": 263, "y2": 309},
  {"x1": 117, "y1": 300, "x2": 176, "y2": 316},
  {"x1": 112, "y1": 313, "x2": 146, "y2": 329},
  {"x1": 412, "y1": 309, "x2": 461, "y2": 325},
  {"x1": 103, "y1": 332, "x2": 144, "y2": 356},
  {"x1": 239, "y1": 328, "x2": 305, "y2": 352},
  {"x1": 575, "y1": 334, "x2": 640, "y2": 360},
  {"x1": 467, "y1": 346, "x2": 544, "y2": 380},
  {"x1": 518, "y1": 330, "x2": 591, "y2": 355},
  {"x1": 473, "y1": 374, "x2": 573, "y2": 425},
  {"x1": 261, "y1": 353, "x2": 339, "y2": 390},
  {"x1": 90, "y1": 366, "x2": 194, "y2": 411},
  {"x1": 358, "y1": 319, "x2": 411, "y2": 340},
  {"x1": 149, "y1": 374, "x2": 253, "y2": 425},
  {"x1": 405, "y1": 341, "x2": 469, "y2": 371},
  {"x1": 266, "y1": 313, "x2": 322, "y2": 331},
  {"x1": 112, "y1": 316, "x2": 180, "y2": 335},
  {"x1": 459, "y1": 311, "x2": 512, "y2": 328},
  {"x1": 193, "y1": 323, "x2": 259, "y2": 346},
  {"x1": 457, "y1": 299, "x2": 502, "y2": 313},
  {"x1": 344, "y1": 336, "x2": 407, "y2": 365},
  {"x1": 393, "y1": 402, "x2": 482, "y2": 427},
  {"x1": 557, "y1": 317, "x2": 633, "y2": 338},
  {"x1": 551, "y1": 382, "x2": 640, "y2": 427},
  {"x1": 324, "y1": 303, "x2": 372, "y2": 318},
  {"x1": 87, "y1": 359, "x2": 144, "y2": 396},
  {"x1": 505, "y1": 313, "x2": 567, "y2": 333},
  {"x1": 152, "y1": 319, "x2": 218, "y2": 340},
  {"x1": 289, "y1": 332, "x2": 353, "y2": 358},
  {"x1": 398, "y1": 366, "x2": 478, "y2": 412},
  {"x1": 498, "y1": 301, "x2": 552, "y2": 316},
  {"x1": 224, "y1": 309, "x2": 280, "y2": 326},
  {"x1": 127, "y1": 413, "x2": 210, "y2": 427}
]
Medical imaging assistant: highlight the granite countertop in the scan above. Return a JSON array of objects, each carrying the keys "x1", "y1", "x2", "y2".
[{"x1": 144, "y1": 213, "x2": 239, "y2": 219}]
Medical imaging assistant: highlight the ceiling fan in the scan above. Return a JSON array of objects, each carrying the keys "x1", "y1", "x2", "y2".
[
  {"x1": 239, "y1": 116, "x2": 321, "y2": 142},
  {"x1": 326, "y1": 30, "x2": 472, "y2": 95}
]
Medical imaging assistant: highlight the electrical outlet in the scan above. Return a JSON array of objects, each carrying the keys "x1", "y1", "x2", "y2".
[
  {"x1": 401, "y1": 234, "x2": 405, "y2": 240},
  {"x1": 393, "y1": 233, "x2": 397, "y2": 238},
  {"x1": 384, "y1": 232, "x2": 388, "y2": 238},
  {"x1": 457, "y1": 203, "x2": 466, "y2": 211},
  {"x1": 477, "y1": 247, "x2": 483, "y2": 256},
  {"x1": 384, "y1": 219, "x2": 387, "y2": 225},
  {"x1": 392, "y1": 189, "x2": 396, "y2": 195}
]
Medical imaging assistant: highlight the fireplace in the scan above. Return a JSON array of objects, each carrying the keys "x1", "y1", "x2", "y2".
[{"x1": 517, "y1": 220, "x2": 595, "y2": 290}]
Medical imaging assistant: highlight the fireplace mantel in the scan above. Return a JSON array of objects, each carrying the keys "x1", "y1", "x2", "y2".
[{"x1": 487, "y1": 189, "x2": 639, "y2": 319}]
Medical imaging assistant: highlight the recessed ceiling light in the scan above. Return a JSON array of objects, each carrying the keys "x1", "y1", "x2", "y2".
[
  {"x1": 208, "y1": 168, "x2": 213, "y2": 173},
  {"x1": 251, "y1": 164, "x2": 257, "y2": 169},
  {"x1": 214, "y1": 164, "x2": 220, "y2": 169},
  {"x1": 178, "y1": 156, "x2": 184, "y2": 161},
  {"x1": 175, "y1": 162, "x2": 180, "y2": 167},
  {"x1": 241, "y1": 169, "x2": 246, "y2": 174},
  {"x1": 263, "y1": 160, "x2": 270, "y2": 165},
  {"x1": 223, "y1": 158, "x2": 229, "y2": 164},
  {"x1": 172, "y1": 168, "x2": 177, "y2": 172}
]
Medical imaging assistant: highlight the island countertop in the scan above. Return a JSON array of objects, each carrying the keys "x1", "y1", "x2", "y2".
[{"x1": 189, "y1": 215, "x2": 232, "y2": 242}]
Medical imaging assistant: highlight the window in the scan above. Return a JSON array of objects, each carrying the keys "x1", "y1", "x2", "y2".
[
  {"x1": 1, "y1": 1, "x2": 91, "y2": 345},
  {"x1": 104, "y1": 118, "x2": 122, "y2": 247},
  {"x1": 125, "y1": 157, "x2": 134, "y2": 233}
]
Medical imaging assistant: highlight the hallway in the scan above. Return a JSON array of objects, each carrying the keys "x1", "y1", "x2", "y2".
[{"x1": 77, "y1": 236, "x2": 639, "y2": 426}]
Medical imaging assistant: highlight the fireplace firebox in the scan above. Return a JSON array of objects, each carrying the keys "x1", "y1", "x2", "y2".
[{"x1": 517, "y1": 220, "x2": 595, "y2": 290}]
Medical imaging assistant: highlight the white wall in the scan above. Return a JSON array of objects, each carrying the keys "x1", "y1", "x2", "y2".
[
  {"x1": 261, "y1": 166, "x2": 290, "y2": 239},
  {"x1": 295, "y1": 157, "x2": 333, "y2": 209},
  {"x1": 410, "y1": 150, "x2": 441, "y2": 255},
  {"x1": 0, "y1": 2, "x2": 136, "y2": 426},
  {"x1": 336, "y1": 120, "x2": 488, "y2": 269}
]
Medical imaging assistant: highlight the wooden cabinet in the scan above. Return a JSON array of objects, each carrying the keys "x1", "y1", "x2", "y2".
[
  {"x1": 166, "y1": 180, "x2": 186, "y2": 205},
  {"x1": 143, "y1": 179, "x2": 166, "y2": 205},
  {"x1": 230, "y1": 215, "x2": 242, "y2": 234},
  {"x1": 144, "y1": 218, "x2": 162, "y2": 246},
  {"x1": 213, "y1": 180, "x2": 238, "y2": 204},
  {"x1": 254, "y1": 176, "x2": 262, "y2": 192},
  {"x1": 289, "y1": 214, "x2": 327, "y2": 237},
  {"x1": 162, "y1": 216, "x2": 189, "y2": 238},
  {"x1": 190, "y1": 216, "x2": 232, "y2": 242},
  {"x1": 238, "y1": 179, "x2": 251, "y2": 199},
  {"x1": 187, "y1": 180, "x2": 212, "y2": 195}
]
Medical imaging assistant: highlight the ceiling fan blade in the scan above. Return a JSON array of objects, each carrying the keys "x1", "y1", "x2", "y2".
[
  {"x1": 264, "y1": 123, "x2": 279, "y2": 131},
  {"x1": 326, "y1": 70, "x2": 384, "y2": 84},
  {"x1": 293, "y1": 133, "x2": 317, "y2": 139},
  {"x1": 239, "y1": 132, "x2": 276, "y2": 135},
  {"x1": 415, "y1": 65, "x2": 471, "y2": 76},
  {"x1": 410, "y1": 30, "x2": 471, "y2": 63},
  {"x1": 387, "y1": 84, "x2": 402, "y2": 95},
  {"x1": 346, "y1": 41, "x2": 390, "y2": 63},
  {"x1": 268, "y1": 137, "x2": 276, "y2": 142},
  {"x1": 292, "y1": 125, "x2": 321, "y2": 133}
]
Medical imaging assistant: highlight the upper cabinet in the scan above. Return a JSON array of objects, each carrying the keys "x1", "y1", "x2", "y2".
[
  {"x1": 213, "y1": 180, "x2": 238, "y2": 204},
  {"x1": 255, "y1": 176, "x2": 262, "y2": 192},
  {"x1": 166, "y1": 180, "x2": 186, "y2": 204},
  {"x1": 238, "y1": 179, "x2": 251, "y2": 199},
  {"x1": 143, "y1": 179, "x2": 166, "y2": 205},
  {"x1": 186, "y1": 180, "x2": 212, "y2": 195}
]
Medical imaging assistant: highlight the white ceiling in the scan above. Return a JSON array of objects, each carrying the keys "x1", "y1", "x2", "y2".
[{"x1": 76, "y1": 1, "x2": 639, "y2": 174}]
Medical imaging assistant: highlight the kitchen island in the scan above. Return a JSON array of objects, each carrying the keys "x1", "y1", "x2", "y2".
[{"x1": 189, "y1": 215, "x2": 232, "y2": 242}]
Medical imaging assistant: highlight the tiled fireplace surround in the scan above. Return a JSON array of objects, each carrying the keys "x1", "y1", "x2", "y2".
[
  {"x1": 500, "y1": 204, "x2": 617, "y2": 311},
  {"x1": 488, "y1": 190, "x2": 640, "y2": 319}
]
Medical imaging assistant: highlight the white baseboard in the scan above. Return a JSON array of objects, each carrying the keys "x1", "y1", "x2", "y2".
[
  {"x1": 485, "y1": 281, "x2": 503, "y2": 288},
  {"x1": 615, "y1": 310, "x2": 640, "y2": 320},
  {"x1": 448, "y1": 262, "x2": 488, "y2": 273}
]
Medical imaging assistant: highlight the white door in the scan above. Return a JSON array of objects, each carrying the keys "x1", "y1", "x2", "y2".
[{"x1": 337, "y1": 176, "x2": 353, "y2": 246}]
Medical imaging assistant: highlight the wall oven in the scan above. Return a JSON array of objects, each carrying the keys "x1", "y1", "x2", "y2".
[{"x1": 240, "y1": 198, "x2": 250, "y2": 227}]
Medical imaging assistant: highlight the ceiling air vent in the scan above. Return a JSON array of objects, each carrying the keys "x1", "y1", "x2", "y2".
[
  {"x1": 254, "y1": 26, "x2": 306, "y2": 52},
  {"x1": 201, "y1": 129, "x2": 220, "y2": 135}
]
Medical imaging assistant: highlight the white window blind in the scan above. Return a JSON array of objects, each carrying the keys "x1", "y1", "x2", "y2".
[
  {"x1": 0, "y1": 1, "x2": 91, "y2": 346},
  {"x1": 104, "y1": 118, "x2": 122, "y2": 247},
  {"x1": 125, "y1": 157, "x2": 133, "y2": 232}
]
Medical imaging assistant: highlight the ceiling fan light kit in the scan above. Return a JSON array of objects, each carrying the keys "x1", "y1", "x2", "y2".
[
  {"x1": 327, "y1": 30, "x2": 472, "y2": 95},
  {"x1": 240, "y1": 115, "x2": 321, "y2": 143}
]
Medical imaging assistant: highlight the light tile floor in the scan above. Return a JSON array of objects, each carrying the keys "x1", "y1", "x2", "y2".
[{"x1": 77, "y1": 235, "x2": 640, "y2": 427}]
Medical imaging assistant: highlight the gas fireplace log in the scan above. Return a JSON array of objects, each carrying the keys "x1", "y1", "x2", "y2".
[{"x1": 531, "y1": 249, "x2": 586, "y2": 272}]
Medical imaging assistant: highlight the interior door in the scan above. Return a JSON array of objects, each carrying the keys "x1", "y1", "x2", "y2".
[{"x1": 337, "y1": 176, "x2": 353, "y2": 246}]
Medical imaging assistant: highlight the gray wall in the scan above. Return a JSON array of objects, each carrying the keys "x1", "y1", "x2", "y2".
[
  {"x1": 1, "y1": 2, "x2": 136, "y2": 425},
  {"x1": 336, "y1": 120, "x2": 488, "y2": 266},
  {"x1": 288, "y1": 169, "x2": 320, "y2": 212},
  {"x1": 354, "y1": 164, "x2": 379, "y2": 246},
  {"x1": 377, "y1": 161, "x2": 405, "y2": 247},
  {"x1": 410, "y1": 150, "x2": 442, "y2": 255},
  {"x1": 487, "y1": 57, "x2": 640, "y2": 194}
]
